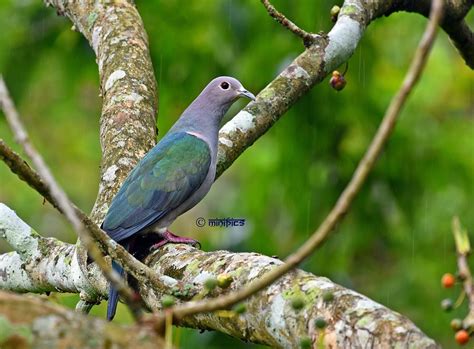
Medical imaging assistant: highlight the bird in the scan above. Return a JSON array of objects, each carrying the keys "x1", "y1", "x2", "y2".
[{"x1": 101, "y1": 76, "x2": 255, "y2": 320}]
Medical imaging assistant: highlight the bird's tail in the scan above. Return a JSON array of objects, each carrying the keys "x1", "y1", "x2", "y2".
[{"x1": 107, "y1": 260, "x2": 124, "y2": 321}]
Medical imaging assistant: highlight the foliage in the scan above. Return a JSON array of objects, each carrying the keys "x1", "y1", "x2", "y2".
[{"x1": 0, "y1": 0, "x2": 472, "y2": 347}]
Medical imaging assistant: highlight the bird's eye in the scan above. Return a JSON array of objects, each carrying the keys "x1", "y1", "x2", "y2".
[{"x1": 220, "y1": 81, "x2": 230, "y2": 90}]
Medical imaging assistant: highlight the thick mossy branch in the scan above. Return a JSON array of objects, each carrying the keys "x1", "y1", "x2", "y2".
[
  {"x1": 44, "y1": 0, "x2": 158, "y2": 223},
  {"x1": 142, "y1": 245, "x2": 439, "y2": 348},
  {"x1": 0, "y1": 291, "x2": 164, "y2": 349},
  {"x1": 43, "y1": 0, "x2": 160, "y2": 311},
  {"x1": 0, "y1": 206, "x2": 439, "y2": 348},
  {"x1": 0, "y1": 216, "x2": 439, "y2": 349}
]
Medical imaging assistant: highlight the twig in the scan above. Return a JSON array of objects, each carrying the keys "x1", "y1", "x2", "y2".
[
  {"x1": 165, "y1": 310, "x2": 173, "y2": 349},
  {"x1": 261, "y1": 0, "x2": 317, "y2": 46},
  {"x1": 0, "y1": 78, "x2": 143, "y2": 320},
  {"x1": 161, "y1": 0, "x2": 444, "y2": 323},
  {"x1": 452, "y1": 217, "x2": 474, "y2": 325}
]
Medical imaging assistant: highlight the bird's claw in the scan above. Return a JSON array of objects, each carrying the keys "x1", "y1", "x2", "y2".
[{"x1": 149, "y1": 230, "x2": 201, "y2": 251}]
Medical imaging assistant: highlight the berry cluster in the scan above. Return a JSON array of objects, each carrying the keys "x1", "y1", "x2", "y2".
[{"x1": 441, "y1": 272, "x2": 471, "y2": 345}]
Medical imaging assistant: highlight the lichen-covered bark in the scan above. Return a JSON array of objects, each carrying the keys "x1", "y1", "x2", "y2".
[
  {"x1": 0, "y1": 291, "x2": 164, "y2": 349},
  {"x1": 43, "y1": 0, "x2": 159, "y2": 294},
  {"x1": 0, "y1": 204, "x2": 103, "y2": 300},
  {"x1": 144, "y1": 246, "x2": 438, "y2": 348},
  {"x1": 0, "y1": 206, "x2": 438, "y2": 348},
  {"x1": 0, "y1": 204, "x2": 171, "y2": 303},
  {"x1": 44, "y1": 0, "x2": 158, "y2": 223}
]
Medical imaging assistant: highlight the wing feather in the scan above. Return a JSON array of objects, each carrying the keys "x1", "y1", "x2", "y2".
[{"x1": 101, "y1": 132, "x2": 211, "y2": 242}]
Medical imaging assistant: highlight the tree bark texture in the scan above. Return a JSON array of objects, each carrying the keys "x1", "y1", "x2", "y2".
[
  {"x1": 1, "y1": 0, "x2": 472, "y2": 347},
  {"x1": 0, "y1": 204, "x2": 438, "y2": 348}
]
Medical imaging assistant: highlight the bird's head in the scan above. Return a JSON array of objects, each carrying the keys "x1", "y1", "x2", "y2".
[
  {"x1": 204, "y1": 76, "x2": 256, "y2": 105},
  {"x1": 175, "y1": 76, "x2": 256, "y2": 133}
]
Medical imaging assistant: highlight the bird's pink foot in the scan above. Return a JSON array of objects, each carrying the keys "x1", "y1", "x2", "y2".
[{"x1": 150, "y1": 230, "x2": 201, "y2": 250}]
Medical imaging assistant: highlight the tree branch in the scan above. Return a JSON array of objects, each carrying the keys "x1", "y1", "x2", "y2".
[
  {"x1": 385, "y1": 0, "x2": 473, "y2": 68},
  {"x1": 216, "y1": 0, "x2": 472, "y2": 177},
  {"x1": 44, "y1": 0, "x2": 159, "y2": 223},
  {"x1": 0, "y1": 291, "x2": 164, "y2": 348},
  {"x1": 0, "y1": 77, "x2": 143, "y2": 319},
  {"x1": 216, "y1": 0, "x2": 367, "y2": 176},
  {"x1": 0, "y1": 204, "x2": 103, "y2": 298},
  {"x1": 260, "y1": 0, "x2": 317, "y2": 46},
  {"x1": 43, "y1": 0, "x2": 160, "y2": 312},
  {"x1": 0, "y1": 208, "x2": 438, "y2": 348},
  {"x1": 442, "y1": 19, "x2": 474, "y2": 68}
]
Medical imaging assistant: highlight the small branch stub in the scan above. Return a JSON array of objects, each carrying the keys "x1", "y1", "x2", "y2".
[{"x1": 261, "y1": 0, "x2": 318, "y2": 47}]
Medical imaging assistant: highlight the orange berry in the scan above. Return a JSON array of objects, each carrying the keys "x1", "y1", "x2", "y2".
[
  {"x1": 455, "y1": 330, "x2": 469, "y2": 345},
  {"x1": 442, "y1": 273, "x2": 456, "y2": 288}
]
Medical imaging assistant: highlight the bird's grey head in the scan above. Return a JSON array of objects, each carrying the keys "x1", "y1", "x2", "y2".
[
  {"x1": 201, "y1": 76, "x2": 256, "y2": 107},
  {"x1": 170, "y1": 76, "x2": 255, "y2": 138}
]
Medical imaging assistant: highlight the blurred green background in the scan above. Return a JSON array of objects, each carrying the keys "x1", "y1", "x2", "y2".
[{"x1": 0, "y1": 0, "x2": 473, "y2": 347}]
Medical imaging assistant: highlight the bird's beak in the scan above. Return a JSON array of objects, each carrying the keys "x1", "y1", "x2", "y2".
[{"x1": 238, "y1": 88, "x2": 256, "y2": 101}]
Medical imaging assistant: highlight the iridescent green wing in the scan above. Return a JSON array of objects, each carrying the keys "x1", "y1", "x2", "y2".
[{"x1": 102, "y1": 132, "x2": 211, "y2": 242}]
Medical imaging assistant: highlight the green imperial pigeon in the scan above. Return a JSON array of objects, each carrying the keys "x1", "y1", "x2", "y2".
[{"x1": 101, "y1": 76, "x2": 255, "y2": 320}]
